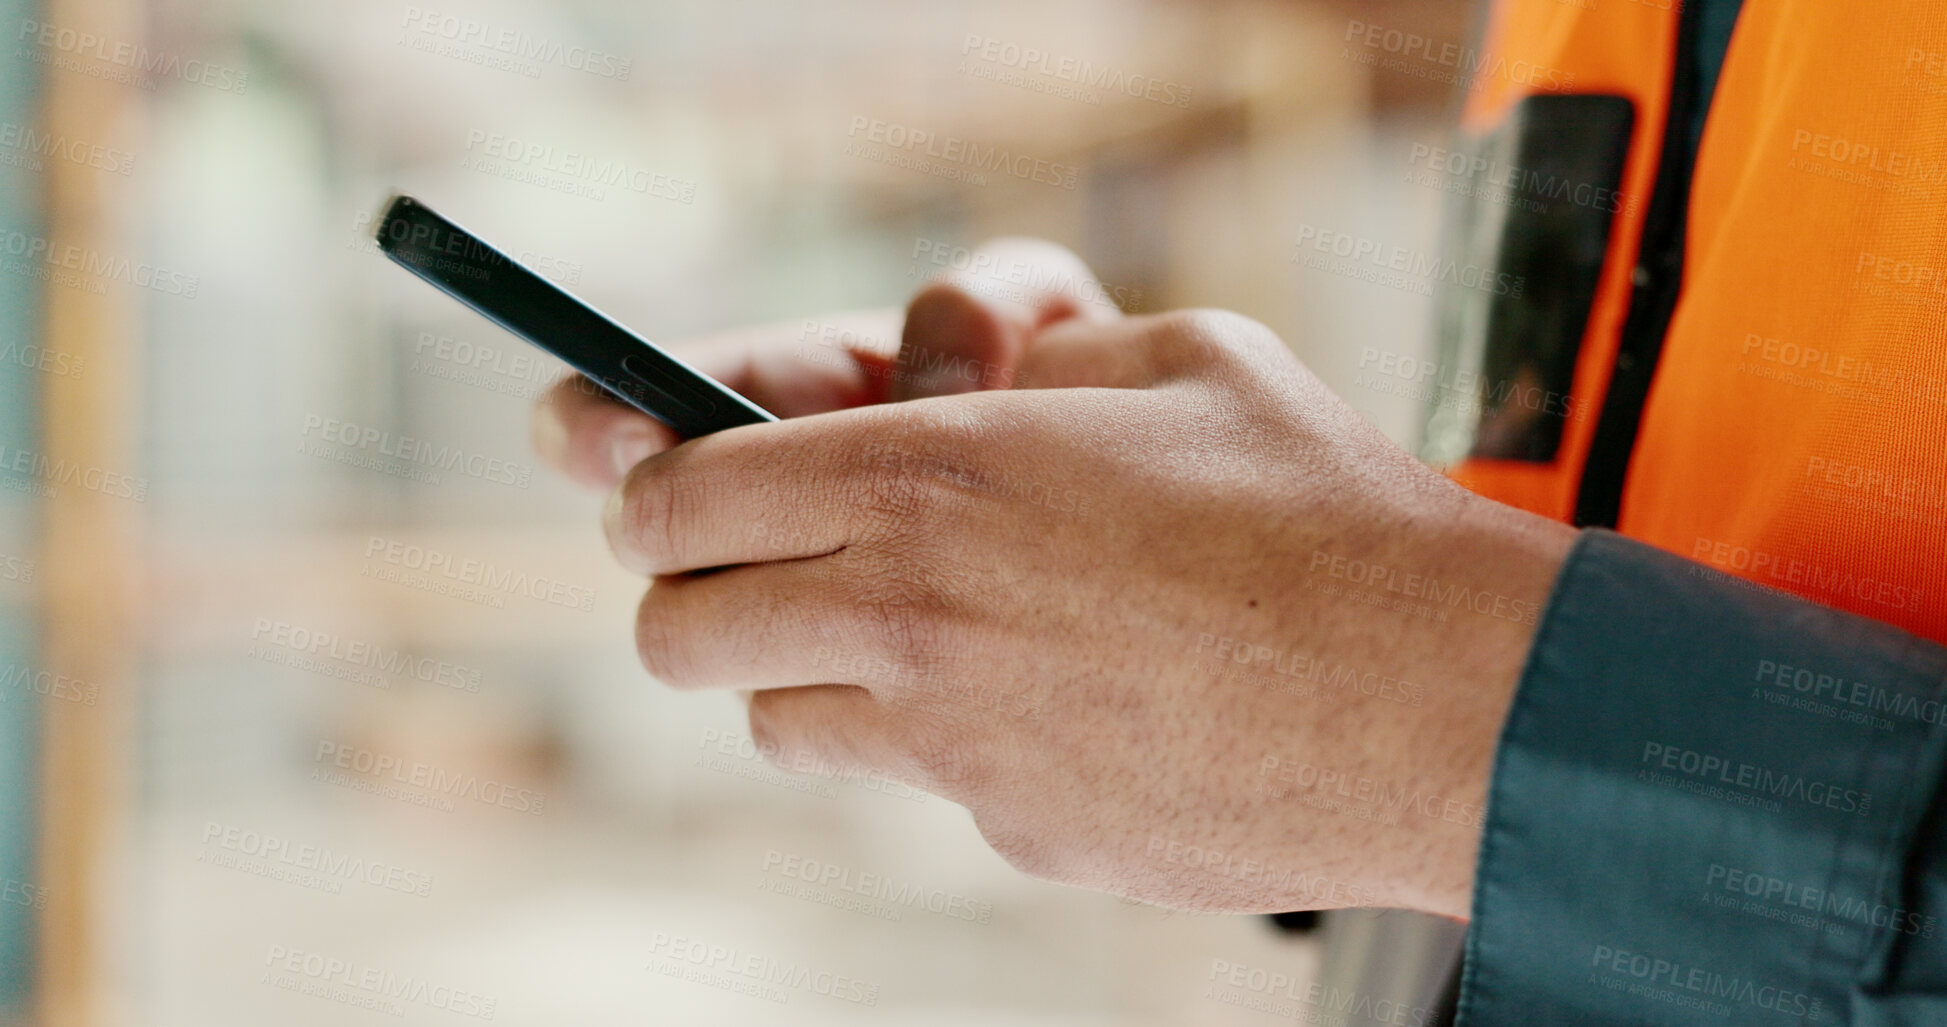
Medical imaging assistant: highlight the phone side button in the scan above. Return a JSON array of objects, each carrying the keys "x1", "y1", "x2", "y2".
[{"x1": 619, "y1": 353, "x2": 720, "y2": 418}]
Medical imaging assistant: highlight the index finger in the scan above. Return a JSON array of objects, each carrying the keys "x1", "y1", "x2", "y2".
[
  {"x1": 600, "y1": 404, "x2": 886, "y2": 576},
  {"x1": 532, "y1": 309, "x2": 903, "y2": 490}
]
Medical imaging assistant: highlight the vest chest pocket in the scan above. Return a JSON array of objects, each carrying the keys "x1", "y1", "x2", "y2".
[{"x1": 1422, "y1": 93, "x2": 1634, "y2": 465}]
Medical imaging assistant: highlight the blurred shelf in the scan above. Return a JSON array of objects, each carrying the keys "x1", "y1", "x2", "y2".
[{"x1": 146, "y1": 527, "x2": 643, "y2": 656}]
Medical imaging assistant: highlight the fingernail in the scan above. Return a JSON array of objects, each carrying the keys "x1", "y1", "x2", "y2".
[
  {"x1": 609, "y1": 429, "x2": 656, "y2": 480},
  {"x1": 531, "y1": 401, "x2": 569, "y2": 465}
]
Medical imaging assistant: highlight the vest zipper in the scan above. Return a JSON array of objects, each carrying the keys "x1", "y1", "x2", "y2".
[{"x1": 1573, "y1": 1, "x2": 1719, "y2": 527}]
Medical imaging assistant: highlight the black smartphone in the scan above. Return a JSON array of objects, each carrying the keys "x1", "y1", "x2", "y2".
[{"x1": 373, "y1": 193, "x2": 776, "y2": 438}]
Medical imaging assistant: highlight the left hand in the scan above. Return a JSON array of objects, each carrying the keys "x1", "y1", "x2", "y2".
[{"x1": 596, "y1": 297, "x2": 1575, "y2": 917}]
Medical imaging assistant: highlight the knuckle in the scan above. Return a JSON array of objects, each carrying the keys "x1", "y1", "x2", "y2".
[
  {"x1": 973, "y1": 813, "x2": 1063, "y2": 882},
  {"x1": 1156, "y1": 308, "x2": 1282, "y2": 374},
  {"x1": 904, "y1": 279, "x2": 979, "y2": 320},
  {"x1": 1167, "y1": 307, "x2": 1275, "y2": 345},
  {"x1": 745, "y1": 692, "x2": 797, "y2": 768},
  {"x1": 623, "y1": 462, "x2": 700, "y2": 572},
  {"x1": 899, "y1": 717, "x2": 986, "y2": 796},
  {"x1": 633, "y1": 588, "x2": 700, "y2": 688},
  {"x1": 853, "y1": 409, "x2": 993, "y2": 533},
  {"x1": 863, "y1": 459, "x2": 937, "y2": 528},
  {"x1": 847, "y1": 583, "x2": 948, "y2": 680}
]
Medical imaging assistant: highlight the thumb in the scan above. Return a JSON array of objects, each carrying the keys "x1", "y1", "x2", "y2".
[{"x1": 890, "y1": 238, "x2": 1120, "y2": 401}]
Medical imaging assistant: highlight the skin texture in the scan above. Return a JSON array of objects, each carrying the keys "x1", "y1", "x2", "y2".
[{"x1": 532, "y1": 241, "x2": 1576, "y2": 919}]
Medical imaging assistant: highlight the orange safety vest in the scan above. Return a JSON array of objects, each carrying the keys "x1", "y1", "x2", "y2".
[{"x1": 1428, "y1": 0, "x2": 1947, "y2": 644}]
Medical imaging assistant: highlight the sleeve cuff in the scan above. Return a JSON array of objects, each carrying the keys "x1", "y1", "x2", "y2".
[{"x1": 1460, "y1": 529, "x2": 1947, "y2": 1025}]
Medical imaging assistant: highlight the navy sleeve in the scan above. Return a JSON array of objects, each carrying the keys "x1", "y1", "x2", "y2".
[{"x1": 1459, "y1": 530, "x2": 1947, "y2": 1026}]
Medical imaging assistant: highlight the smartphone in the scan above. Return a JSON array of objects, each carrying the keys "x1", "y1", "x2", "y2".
[{"x1": 373, "y1": 193, "x2": 776, "y2": 438}]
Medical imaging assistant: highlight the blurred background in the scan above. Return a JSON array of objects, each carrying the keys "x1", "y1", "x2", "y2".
[{"x1": 0, "y1": 0, "x2": 1474, "y2": 1022}]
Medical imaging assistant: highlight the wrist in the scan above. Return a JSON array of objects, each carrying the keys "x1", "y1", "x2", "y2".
[{"x1": 1394, "y1": 495, "x2": 1578, "y2": 916}]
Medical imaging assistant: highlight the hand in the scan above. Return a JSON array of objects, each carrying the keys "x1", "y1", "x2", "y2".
[
  {"x1": 586, "y1": 299, "x2": 1576, "y2": 918},
  {"x1": 530, "y1": 238, "x2": 1115, "y2": 489}
]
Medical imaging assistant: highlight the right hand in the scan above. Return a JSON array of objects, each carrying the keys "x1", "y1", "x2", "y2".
[{"x1": 531, "y1": 238, "x2": 1119, "y2": 491}]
